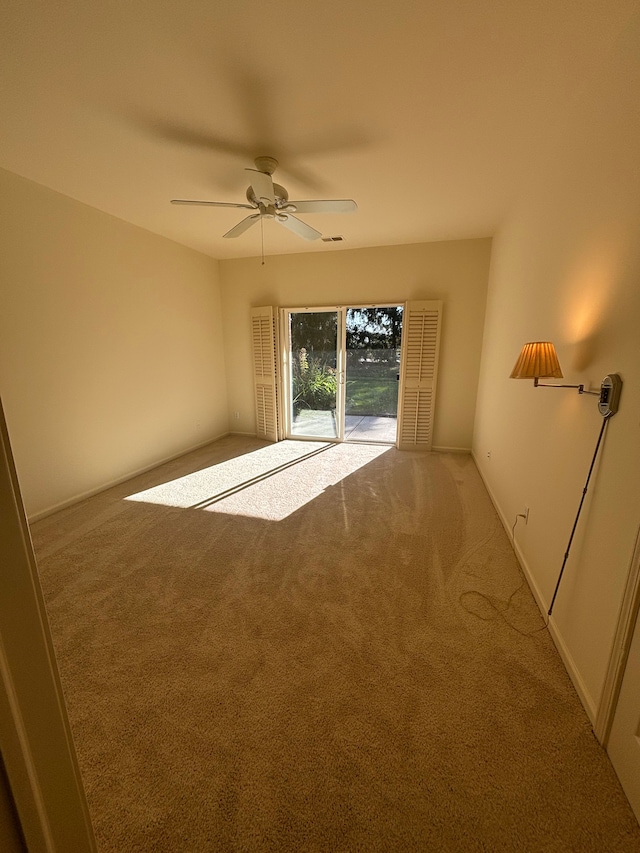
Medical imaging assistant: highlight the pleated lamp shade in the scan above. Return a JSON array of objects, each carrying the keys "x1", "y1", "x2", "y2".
[{"x1": 510, "y1": 342, "x2": 564, "y2": 379}]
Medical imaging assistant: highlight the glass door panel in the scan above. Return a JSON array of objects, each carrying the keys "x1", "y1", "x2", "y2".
[
  {"x1": 286, "y1": 310, "x2": 343, "y2": 440},
  {"x1": 344, "y1": 306, "x2": 403, "y2": 443}
]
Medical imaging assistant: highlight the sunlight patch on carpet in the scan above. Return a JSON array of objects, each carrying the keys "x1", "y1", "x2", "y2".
[
  {"x1": 204, "y1": 442, "x2": 391, "y2": 520},
  {"x1": 125, "y1": 441, "x2": 391, "y2": 520}
]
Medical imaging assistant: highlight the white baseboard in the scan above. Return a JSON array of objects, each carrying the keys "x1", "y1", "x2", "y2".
[
  {"x1": 28, "y1": 432, "x2": 230, "y2": 523},
  {"x1": 548, "y1": 619, "x2": 597, "y2": 723},
  {"x1": 471, "y1": 452, "x2": 597, "y2": 724},
  {"x1": 432, "y1": 446, "x2": 471, "y2": 453}
]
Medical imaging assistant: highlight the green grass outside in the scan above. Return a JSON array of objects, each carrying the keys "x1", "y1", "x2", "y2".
[{"x1": 345, "y1": 377, "x2": 399, "y2": 416}]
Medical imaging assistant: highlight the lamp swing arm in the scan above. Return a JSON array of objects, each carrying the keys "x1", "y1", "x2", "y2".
[{"x1": 533, "y1": 377, "x2": 600, "y2": 396}]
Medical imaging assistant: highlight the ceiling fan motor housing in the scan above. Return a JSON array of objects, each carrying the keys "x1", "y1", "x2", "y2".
[
  {"x1": 253, "y1": 155, "x2": 279, "y2": 175},
  {"x1": 246, "y1": 183, "x2": 290, "y2": 208}
]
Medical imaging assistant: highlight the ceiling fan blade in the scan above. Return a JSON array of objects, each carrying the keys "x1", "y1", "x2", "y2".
[
  {"x1": 245, "y1": 168, "x2": 275, "y2": 206},
  {"x1": 276, "y1": 214, "x2": 322, "y2": 241},
  {"x1": 223, "y1": 214, "x2": 261, "y2": 238},
  {"x1": 171, "y1": 199, "x2": 256, "y2": 209},
  {"x1": 287, "y1": 199, "x2": 358, "y2": 214}
]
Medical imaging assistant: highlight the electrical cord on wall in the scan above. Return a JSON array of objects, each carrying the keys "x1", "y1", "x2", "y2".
[{"x1": 547, "y1": 413, "x2": 611, "y2": 617}]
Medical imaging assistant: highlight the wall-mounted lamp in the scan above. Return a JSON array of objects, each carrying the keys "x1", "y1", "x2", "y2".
[
  {"x1": 509, "y1": 340, "x2": 623, "y2": 617},
  {"x1": 510, "y1": 341, "x2": 622, "y2": 415}
]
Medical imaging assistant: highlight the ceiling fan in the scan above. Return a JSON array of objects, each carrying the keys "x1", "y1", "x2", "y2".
[{"x1": 170, "y1": 156, "x2": 357, "y2": 241}]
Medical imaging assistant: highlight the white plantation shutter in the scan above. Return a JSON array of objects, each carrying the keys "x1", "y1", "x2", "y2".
[
  {"x1": 397, "y1": 301, "x2": 442, "y2": 451},
  {"x1": 251, "y1": 307, "x2": 280, "y2": 442}
]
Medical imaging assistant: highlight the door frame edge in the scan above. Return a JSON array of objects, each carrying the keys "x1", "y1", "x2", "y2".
[{"x1": 595, "y1": 524, "x2": 640, "y2": 745}]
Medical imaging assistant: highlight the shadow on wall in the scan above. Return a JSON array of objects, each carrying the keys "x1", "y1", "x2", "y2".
[{"x1": 570, "y1": 334, "x2": 600, "y2": 372}]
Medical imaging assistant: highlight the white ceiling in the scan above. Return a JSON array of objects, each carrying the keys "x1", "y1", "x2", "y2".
[{"x1": 0, "y1": 0, "x2": 631, "y2": 259}]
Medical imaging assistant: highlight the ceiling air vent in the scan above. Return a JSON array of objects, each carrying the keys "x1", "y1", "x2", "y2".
[{"x1": 321, "y1": 236, "x2": 344, "y2": 242}]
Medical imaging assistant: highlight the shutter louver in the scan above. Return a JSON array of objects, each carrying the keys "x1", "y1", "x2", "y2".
[
  {"x1": 397, "y1": 301, "x2": 442, "y2": 451},
  {"x1": 251, "y1": 307, "x2": 279, "y2": 442}
]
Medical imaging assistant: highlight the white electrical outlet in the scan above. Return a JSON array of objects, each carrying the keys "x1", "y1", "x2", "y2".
[
  {"x1": 234, "y1": 411, "x2": 240, "y2": 420},
  {"x1": 487, "y1": 450, "x2": 491, "y2": 459}
]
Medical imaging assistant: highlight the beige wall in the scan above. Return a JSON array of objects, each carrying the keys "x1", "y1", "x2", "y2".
[
  {"x1": 473, "y1": 15, "x2": 640, "y2": 719},
  {"x1": 219, "y1": 239, "x2": 491, "y2": 450},
  {"x1": 0, "y1": 168, "x2": 228, "y2": 518}
]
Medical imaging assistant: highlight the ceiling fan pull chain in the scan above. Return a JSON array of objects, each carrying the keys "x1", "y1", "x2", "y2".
[{"x1": 261, "y1": 216, "x2": 265, "y2": 266}]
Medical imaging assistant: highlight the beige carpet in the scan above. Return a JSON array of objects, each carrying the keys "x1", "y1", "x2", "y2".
[{"x1": 31, "y1": 436, "x2": 640, "y2": 852}]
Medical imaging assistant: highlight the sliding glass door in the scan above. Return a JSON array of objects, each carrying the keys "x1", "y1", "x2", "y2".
[
  {"x1": 282, "y1": 305, "x2": 403, "y2": 444},
  {"x1": 344, "y1": 306, "x2": 402, "y2": 443},
  {"x1": 284, "y1": 309, "x2": 344, "y2": 441}
]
